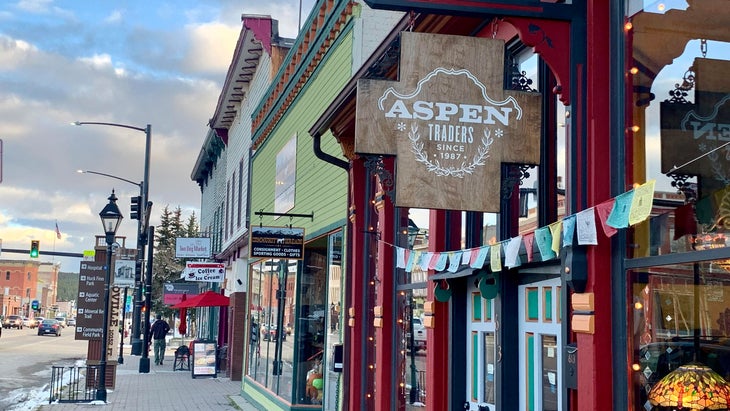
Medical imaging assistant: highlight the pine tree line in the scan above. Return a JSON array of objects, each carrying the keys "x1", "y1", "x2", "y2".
[{"x1": 150, "y1": 205, "x2": 199, "y2": 319}]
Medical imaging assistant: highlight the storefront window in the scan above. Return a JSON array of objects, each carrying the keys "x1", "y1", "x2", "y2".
[
  {"x1": 246, "y1": 258, "x2": 296, "y2": 401},
  {"x1": 628, "y1": 260, "x2": 730, "y2": 410},
  {"x1": 398, "y1": 289, "x2": 427, "y2": 410},
  {"x1": 396, "y1": 210, "x2": 429, "y2": 409},
  {"x1": 246, "y1": 235, "x2": 332, "y2": 406},
  {"x1": 624, "y1": 4, "x2": 730, "y2": 410},
  {"x1": 323, "y1": 231, "x2": 343, "y2": 409},
  {"x1": 295, "y1": 237, "x2": 328, "y2": 405},
  {"x1": 626, "y1": 3, "x2": 730, "y2": 258}
]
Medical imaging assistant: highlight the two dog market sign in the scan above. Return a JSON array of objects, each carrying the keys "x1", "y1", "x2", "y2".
[{"x1": 355, "y1": 32, "x2": 541, "y2": 213}]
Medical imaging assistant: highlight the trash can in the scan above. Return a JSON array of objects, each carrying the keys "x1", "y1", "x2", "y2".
[{"x1": 217, "y1": 345, "x2": 228, "y2": 372}]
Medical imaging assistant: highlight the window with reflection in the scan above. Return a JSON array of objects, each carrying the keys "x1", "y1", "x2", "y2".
[
  {"x1": 396, "y1": 209, "x2": 429, "y2": 410},
  {"x1": 628, "y1": 260, "x2": 730, "y2": 410},
  {"x1": 246, "y1": 258, "x2": 296, "y2": 402},
  {"x1": 625, "y1": 5, "x2": 730, "y2": 409},
  {"x1": 295, "y1": 236, "x2": 328, "y2": 405},
  {"x1": 626, "y1": 2, "x2": 730, "y2": 258}
]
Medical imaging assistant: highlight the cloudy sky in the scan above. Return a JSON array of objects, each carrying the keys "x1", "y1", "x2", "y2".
[{"x1": 0, "y1": 0, "x2": 316, "y2": 272}]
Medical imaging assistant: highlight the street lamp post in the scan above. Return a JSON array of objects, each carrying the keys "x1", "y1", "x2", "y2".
[
  {"x1": 73, "y1": 121, "x2": 152, "y2": 358},
  {"x1": 77, "y1": 169, "x2": 142, "y2": 366},
  {"x1": 96, "y1": 191, "x2": 123, "y2": 403},
  {"x1": 139, "y1": 225, "x2": 155, "y2": 374}
]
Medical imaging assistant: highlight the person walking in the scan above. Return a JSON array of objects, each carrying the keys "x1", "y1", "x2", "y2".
[{"x1": 149, "y1": 314, "x2": 170, "y2": 365}]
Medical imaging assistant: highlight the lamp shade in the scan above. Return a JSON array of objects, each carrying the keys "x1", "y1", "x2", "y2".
[
  {"x1": 99, "y1": 191, "x2": 123, "y2": 235},
  {"x1": 648, "y1": 363, "x2": 730, "y2": 410}
]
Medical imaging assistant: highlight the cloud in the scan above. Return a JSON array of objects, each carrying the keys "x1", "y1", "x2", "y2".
[
  {"x1": 0, "y1": 0, "x2": 322, "y2": 272},
  {"x1": 104, "y1": 9, "x2": 123, "y2": 24},
  {"x1": 0, "y1": 35, "x2": 38, "y2": 69},
  {"x1": 16, "y1": 0, "x2": 53, "y2": 13},
  {"x1": 184, "y1": 22, "x2": 239, "y2": 74}
]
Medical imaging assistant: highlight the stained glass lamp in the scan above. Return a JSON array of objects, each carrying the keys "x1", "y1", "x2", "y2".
[{"x1": 648, "y1": 362, "x2": 730, "y2": 410}]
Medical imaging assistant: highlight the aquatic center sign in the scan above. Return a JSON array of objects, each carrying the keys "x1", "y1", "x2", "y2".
[{"x1": 355, "y1": 32, "x2": 541, "y2": 212}]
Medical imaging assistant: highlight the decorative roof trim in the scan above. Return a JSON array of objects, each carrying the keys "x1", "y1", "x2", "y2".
[{"x1": 251, "y1": 1, "x2": 358, "y2": 150}]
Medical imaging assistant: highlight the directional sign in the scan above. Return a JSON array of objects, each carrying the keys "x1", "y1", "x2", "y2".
[
  {"x1": 74, "y1": 261, "x2": 121, "y2": 350},
  {"x1": 75, "y1": 262, "x2": 106, "y2": 340},
  {"x1": 182, "y1": 262, "x2": 225, "y2": 282}
]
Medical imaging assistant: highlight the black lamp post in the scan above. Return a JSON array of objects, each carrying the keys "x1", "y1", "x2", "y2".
[
  {"x1": 72, "y1": 121, "x2": 152, "y2": 358},
  {"x1": 96, "y1": 190, "x2": 123, "y2": 402}
]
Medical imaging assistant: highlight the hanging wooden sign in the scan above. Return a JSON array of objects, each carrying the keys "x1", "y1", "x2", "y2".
[
  {"x1": 355, "y1": 32, "x2": 541, "y2": 212},
  {"x1": 661, "y1": 58, "x2": 730, "y2": 187}
]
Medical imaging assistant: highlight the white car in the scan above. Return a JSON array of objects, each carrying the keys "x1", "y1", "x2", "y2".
[
  {"x1": 54, "y1": 317, "x2": 67, "y2": 328},
  {"x1": 407, "y1": 318, "x2": 427, "y2": 351}
]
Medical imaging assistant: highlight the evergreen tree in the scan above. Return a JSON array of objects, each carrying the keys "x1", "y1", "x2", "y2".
[{"x1": 150, "y1": 206, "x2": 199, "y2": 318}]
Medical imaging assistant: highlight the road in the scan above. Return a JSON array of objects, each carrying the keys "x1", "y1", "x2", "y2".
[{"x1": 0, "y1": 325, "x2": 87, "y2": 410}]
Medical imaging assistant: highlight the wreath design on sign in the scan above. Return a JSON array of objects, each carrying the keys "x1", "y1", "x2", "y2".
[{"x1": 408, "y1": 123, "x2": 494, "y2": 178}]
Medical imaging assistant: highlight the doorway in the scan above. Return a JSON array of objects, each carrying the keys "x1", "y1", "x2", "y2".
[{"x1": 518, "y1": 277, "x2": 562, "y2": 411}]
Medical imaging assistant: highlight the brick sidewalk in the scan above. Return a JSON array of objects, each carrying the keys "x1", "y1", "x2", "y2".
[{"x1": 38, "y1": 345, "x2": 260, "y2": 411}]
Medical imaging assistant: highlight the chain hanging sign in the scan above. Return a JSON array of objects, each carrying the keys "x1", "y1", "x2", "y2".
[{"x1": 355, "y1": 32, "x2": 541, "y2": 212}]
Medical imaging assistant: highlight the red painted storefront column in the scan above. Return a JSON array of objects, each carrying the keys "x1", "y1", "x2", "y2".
[
  {"x1": 374, "y1": 158, "x2": 396, "y2": 411},
  {"x1": 577, "y1": 1, "x2": 614, "y2": 410},
  {"x1": 347, "y1": 158, "x2": 368, "y2": 411}
]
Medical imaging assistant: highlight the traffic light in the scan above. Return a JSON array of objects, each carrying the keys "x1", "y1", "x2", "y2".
[
  {"x1": 30, "y1": 240, "x2": 40, "y2": 258},
  {"x1": 130, "y1": 196, "x2": 141, "y2": 220}
]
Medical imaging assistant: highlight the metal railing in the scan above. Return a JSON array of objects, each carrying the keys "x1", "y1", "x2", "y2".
[{"x1": 49, "y1": 365, "x2": 99, "y2": 403}]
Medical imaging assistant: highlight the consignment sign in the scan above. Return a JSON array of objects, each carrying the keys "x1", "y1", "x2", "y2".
[{"x1": 250, "y1": 226, "x2": 305, "y2": 260}]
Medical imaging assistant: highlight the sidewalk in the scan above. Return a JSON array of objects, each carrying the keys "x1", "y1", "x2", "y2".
[{"x1": 38, "y1": 345, "x2": 260, "y2": 411}]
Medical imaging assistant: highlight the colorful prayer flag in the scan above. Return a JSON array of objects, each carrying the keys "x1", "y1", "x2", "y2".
[
  {"x1": 628, "y1": 180, "x2": 655, "y2": 225},
  {"x1": 576, "y1": 208, "x2": 598, "y2": 245},
  {"x1": 595, "y1": 199, "x2": 618, "y2": 237}
]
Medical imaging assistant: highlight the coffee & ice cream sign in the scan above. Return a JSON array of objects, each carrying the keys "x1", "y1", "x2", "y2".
[{"x1": 355, "y1": 32, "x2": 541, "y2": 212}]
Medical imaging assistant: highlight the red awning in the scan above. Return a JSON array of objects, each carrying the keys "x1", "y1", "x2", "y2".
[{"x1": 172, "y1": 290, "x2": 229, "y2": 308}]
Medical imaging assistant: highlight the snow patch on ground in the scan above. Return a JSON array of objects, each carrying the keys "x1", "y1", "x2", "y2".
[{"x1": 6, "y1": 359, "x2": 87, "y2": 410}]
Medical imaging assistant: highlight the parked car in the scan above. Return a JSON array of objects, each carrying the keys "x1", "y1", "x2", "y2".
[
  {"x1": 3, "y1": 315, "x2": 23, "y2": 329},
  {"x1": 55, "y1": 317, "x2": 67, "y2": 328},
  {"x1": 406, "y1": 317, "x2": 427, "y2": 351},
  {"x1": 261, "y1": 324, "x2": 286, "y2": 341},
  {"x1": 66, "y1": 317, "x2": 76, "y2": 326},
  {"x1": 38, "y1": 319, "x2": 61, "y2": 336}
]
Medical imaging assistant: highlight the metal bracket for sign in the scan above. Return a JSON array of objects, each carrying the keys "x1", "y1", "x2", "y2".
[
  {"x1": 255, "y1": 210, "x2": 314, "y2": 228},
  {"x1": 363, "y1": 155, "x2": 395, "y2": 203},
  {"x1": 501, "y1": 164, "x2": 534, "y2": 201}
]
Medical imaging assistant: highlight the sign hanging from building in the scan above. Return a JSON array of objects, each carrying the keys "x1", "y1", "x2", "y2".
[
  {"x1": 163, "y1": 282, "x2": 201, "y2": 305},
  {"x1": 250, "y1": 226, "x2": 305, "y2": 260},
  {"x1": 661, "y1": 58, "x2": 730, "y2": 190},
  {"x1": 355, "y1": 32, "x2": 541, "y2": 212},
  {"x1": 182, "y1": 262, "x2": 225, "y2": 282},
  {"x1": 175, "y1": 237, "x2": 212, "y2": 258}
]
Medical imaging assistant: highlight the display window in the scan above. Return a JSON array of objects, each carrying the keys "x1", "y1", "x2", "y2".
[
  {"x1": 628, "y1": 261, "x2": 730, "y2": 410},
  {"x1": 245, "y1": 233, "x2": 338, "y2": 406},
  {"x1": 625, "y1": 2, "x2": 730, "y2": 409}
]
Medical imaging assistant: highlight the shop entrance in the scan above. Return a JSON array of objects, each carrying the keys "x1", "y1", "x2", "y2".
[
  {"x1": 465, "y1": 284, "x2": 497, "y2": 411},
  {"x1": 518, "y1": 277, "x2": 562, "y2": 411}
]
